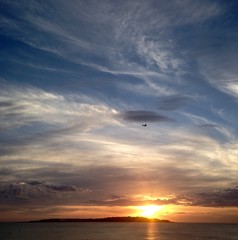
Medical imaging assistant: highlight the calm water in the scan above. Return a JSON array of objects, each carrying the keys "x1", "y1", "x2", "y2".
[{"x1": 0, "y1": 222, "x2": 238, "y2": 240}]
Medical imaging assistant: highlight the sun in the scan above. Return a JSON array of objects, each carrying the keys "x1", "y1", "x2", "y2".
[{"x1": 138, "y1": 205, "x2": 163, "y2": 218}]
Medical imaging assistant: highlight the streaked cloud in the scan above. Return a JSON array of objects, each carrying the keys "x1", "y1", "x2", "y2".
[
  {"x1": 157, "y1": 95, "x2": 191, "y2": 111},
  {"x1": 0, "y1": 80, "x2": 117, "y2": 131}
]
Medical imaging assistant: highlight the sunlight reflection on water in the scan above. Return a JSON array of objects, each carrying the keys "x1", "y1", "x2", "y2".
[{"x1": 146, "y1": 222, "x2": 157, "y2": 240}]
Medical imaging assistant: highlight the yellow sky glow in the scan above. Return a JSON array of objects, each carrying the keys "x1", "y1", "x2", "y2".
[{"x1": 136, "y1": 205, "x2": 164, "y2": 218}]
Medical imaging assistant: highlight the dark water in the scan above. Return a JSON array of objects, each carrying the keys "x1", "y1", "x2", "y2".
[{"x1": 0, "y1": 222, "x2": 238, "y2": 240}]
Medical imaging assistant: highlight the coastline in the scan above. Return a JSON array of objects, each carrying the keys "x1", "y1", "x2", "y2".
[{"x1": 29, "y1": 216, "x2": 172, "y2": 223}]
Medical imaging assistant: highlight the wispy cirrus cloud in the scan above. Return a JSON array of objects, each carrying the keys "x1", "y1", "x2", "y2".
[
  {"x1": 157, "y1": 95, "x2": 191, "y2": 111},
  {"x1": 0, "y1": 0, "x2": 222, "y2": 78},
  {"x1": 0, "y1": 80, "x2": 117, "y2": 131}
]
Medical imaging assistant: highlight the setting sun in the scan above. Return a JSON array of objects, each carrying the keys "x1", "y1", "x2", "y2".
[{"x1": 138, "y1": 205, "x2": 163, "y2": 218}]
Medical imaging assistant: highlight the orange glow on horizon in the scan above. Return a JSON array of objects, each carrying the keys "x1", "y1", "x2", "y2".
[{"x1": 2, "y1": 204, "x2": 238, "y2": 223}]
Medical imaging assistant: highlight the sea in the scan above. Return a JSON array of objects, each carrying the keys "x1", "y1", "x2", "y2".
[{"x1": 0, "y1": 222, "x2": 238, "y2": 240}]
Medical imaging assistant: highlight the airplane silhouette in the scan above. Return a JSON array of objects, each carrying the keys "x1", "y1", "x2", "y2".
[{"x1": 142, "y1": 124, "x2": 147, "y2": 127}]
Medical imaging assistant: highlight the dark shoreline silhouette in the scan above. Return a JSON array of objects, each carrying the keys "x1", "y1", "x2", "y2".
[{"x1": 29, "y1": 216, "x2": 172, "y2": 223}]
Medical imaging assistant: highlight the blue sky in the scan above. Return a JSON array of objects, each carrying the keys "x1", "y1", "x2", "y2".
[{"x1": 0, "y1": 0, "x2": 238, "y2": 222}]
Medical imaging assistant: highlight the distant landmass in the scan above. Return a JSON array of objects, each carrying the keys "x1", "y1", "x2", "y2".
[{"x1": 30, "y1": 216, "x2": 172, "y2": 223}]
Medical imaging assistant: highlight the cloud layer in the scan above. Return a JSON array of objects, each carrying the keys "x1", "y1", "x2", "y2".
[{"x1": 1, "y1": 0, "x2": 238, "y2": 222}]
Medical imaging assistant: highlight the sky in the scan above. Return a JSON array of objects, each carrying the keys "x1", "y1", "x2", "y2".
[{"x1": 0, "y1": 0, "x2": 238, "y2": 223}]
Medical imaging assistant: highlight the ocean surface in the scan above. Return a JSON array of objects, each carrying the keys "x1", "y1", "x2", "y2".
[{"x1": 0, "y1": 222, "x2": 238, "y2": 240}]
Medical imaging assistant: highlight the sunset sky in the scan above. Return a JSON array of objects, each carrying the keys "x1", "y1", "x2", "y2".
[{"x1": 1, "y1": 0, "x2": 238, "y2": 223}]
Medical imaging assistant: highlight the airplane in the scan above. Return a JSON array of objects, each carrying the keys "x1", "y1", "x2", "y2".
[{"x1": 142, "y1": 124, "x2": 147, "y2": 127}]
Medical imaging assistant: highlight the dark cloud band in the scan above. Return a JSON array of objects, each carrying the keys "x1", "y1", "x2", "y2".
[
  {"x1": 119, "y1": 110, "x2": 173, "y2": 122},
  {"x1": 162, "y1": 187, "x2": 238, "y2": 208},
  {"x1": 0, "y1": 181, "x2": 82, "y2": 203}
]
